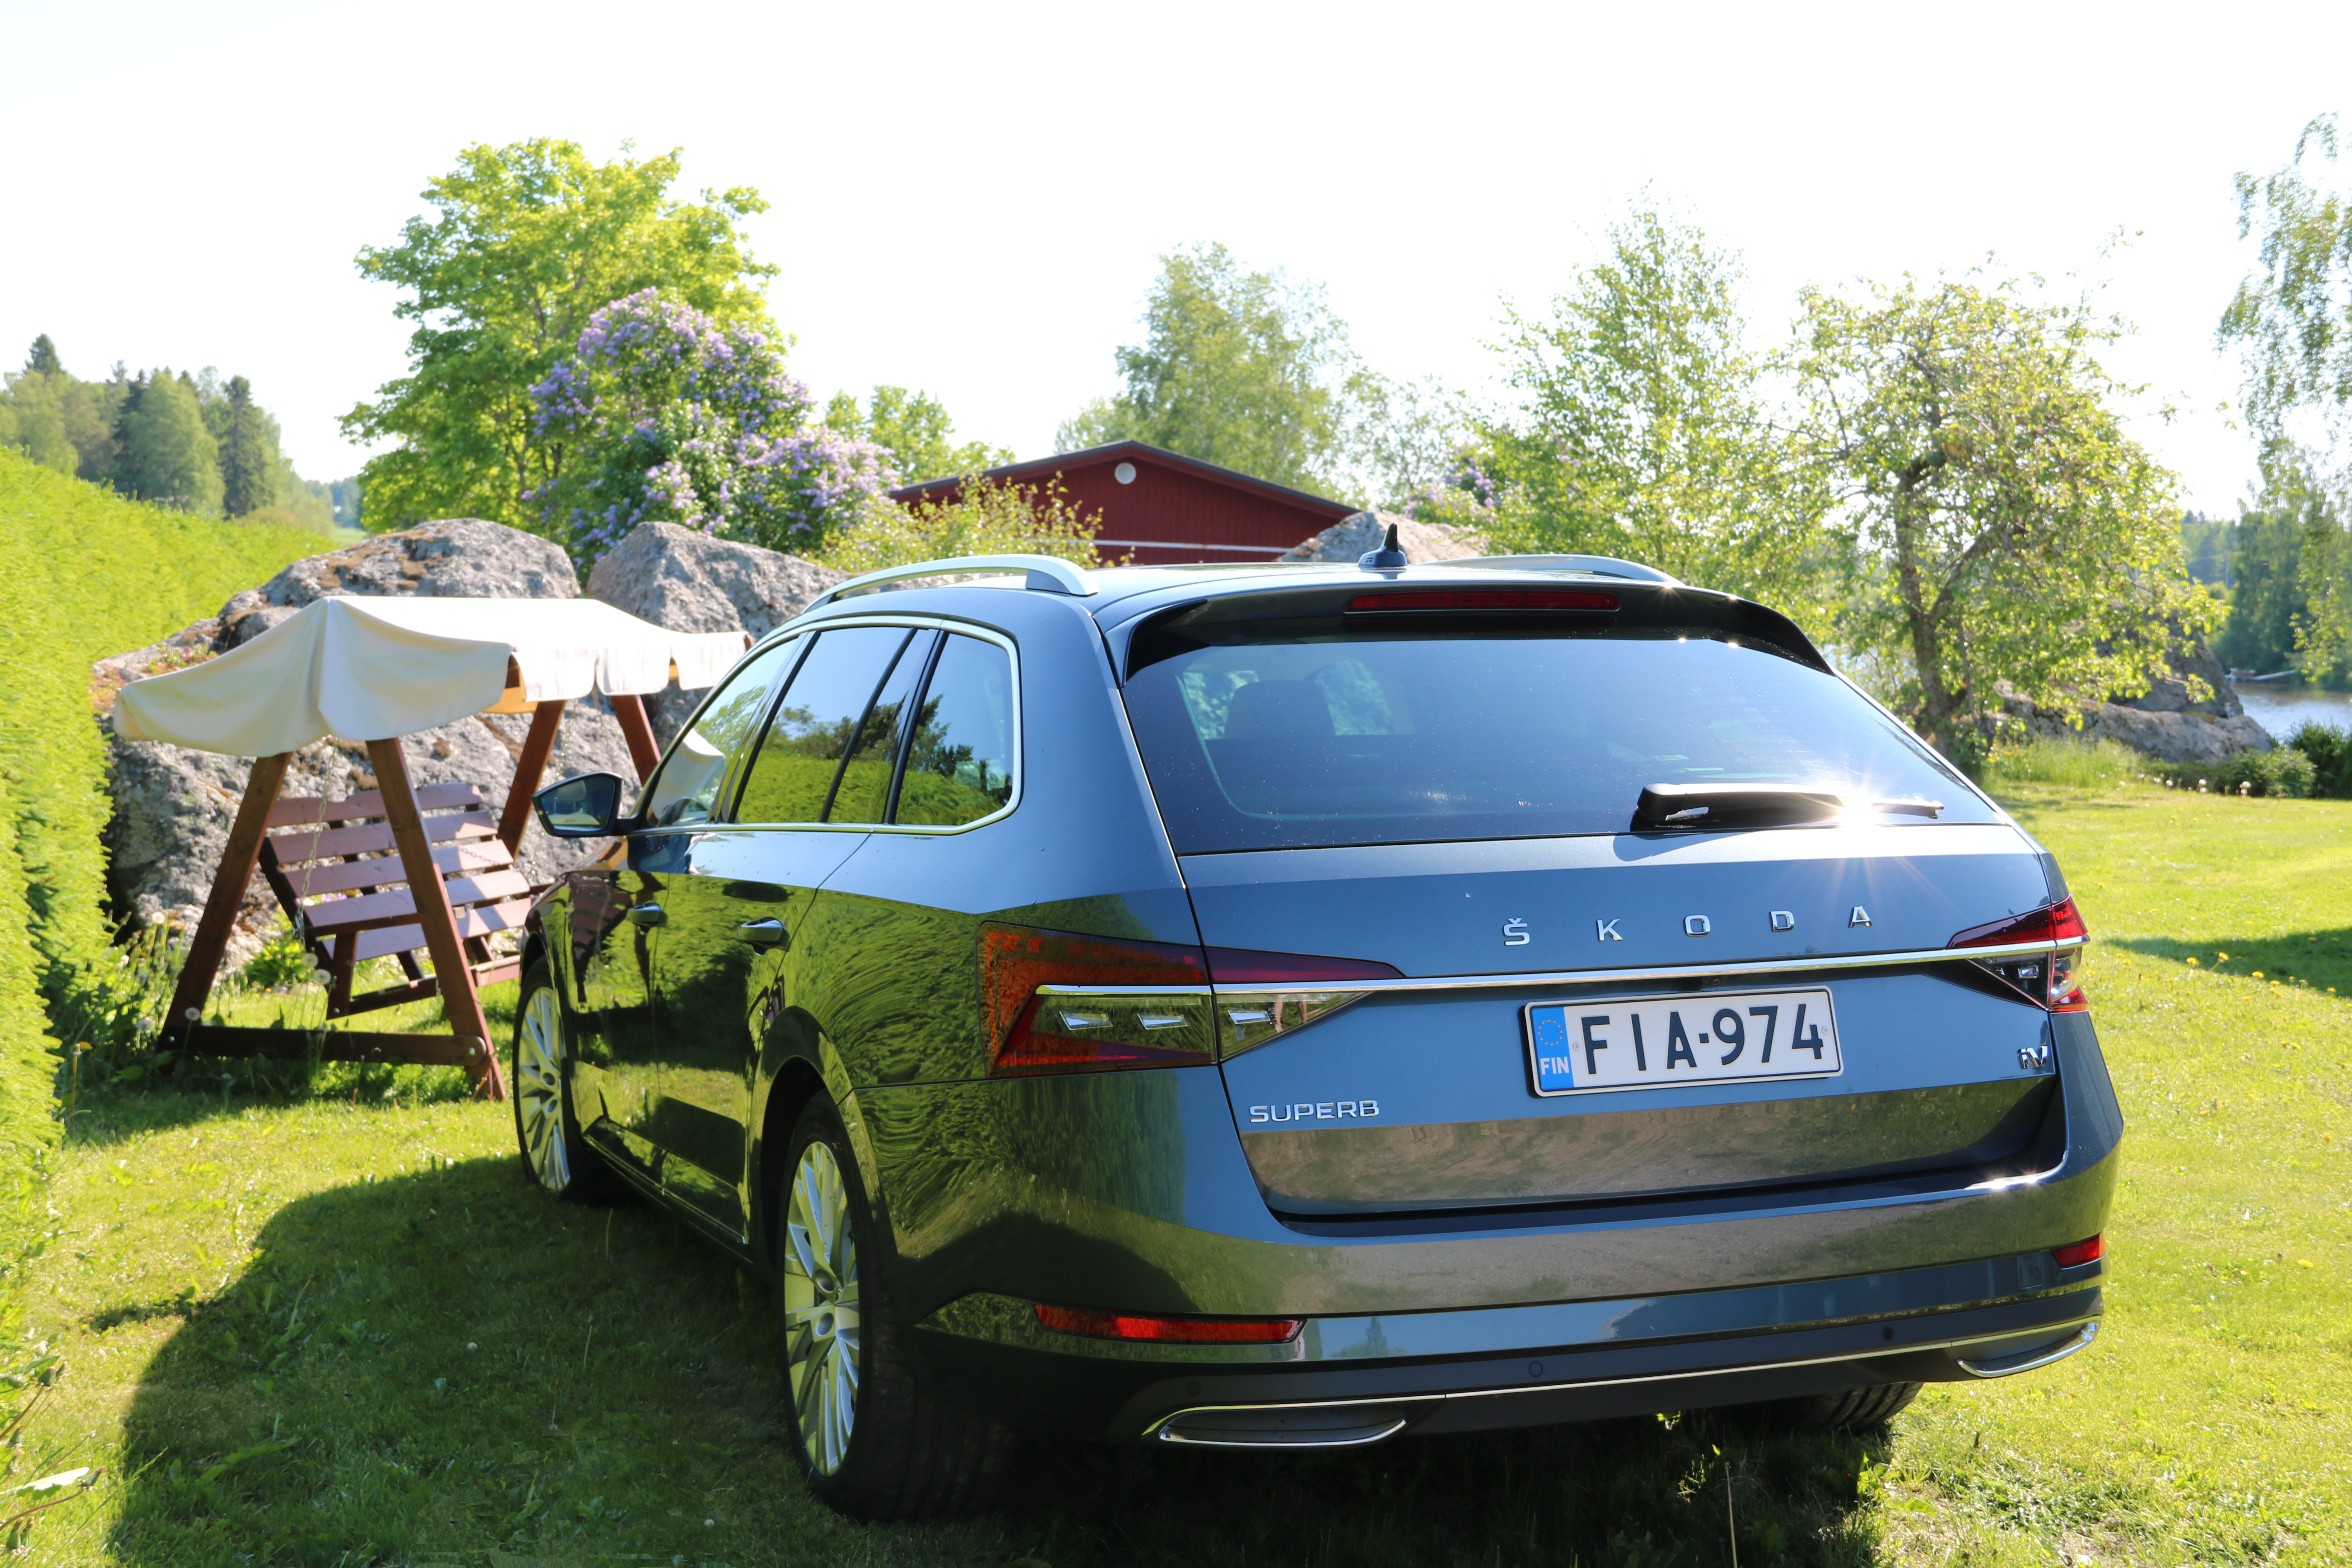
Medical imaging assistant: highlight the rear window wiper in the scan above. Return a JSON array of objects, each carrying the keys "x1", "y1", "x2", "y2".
[{"x1": 1633, "y1": 782, "x2": 1944, "y2": 831}]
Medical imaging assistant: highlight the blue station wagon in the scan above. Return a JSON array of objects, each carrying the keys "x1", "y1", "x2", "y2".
[{"x1": 511, "y1": 544, "x2": 2118, "y2": 1518}]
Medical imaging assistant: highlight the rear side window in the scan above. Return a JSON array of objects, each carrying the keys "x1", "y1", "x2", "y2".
[
  {"x1": 735, "y1": 627, "x2": 913, "y2": 824},
  {"x1": 1122, "y1": 631, "x2": 1989, "y2": 853},
  {"x1": 895, "y1": 634, "x2": 1017, "y2": 827}
]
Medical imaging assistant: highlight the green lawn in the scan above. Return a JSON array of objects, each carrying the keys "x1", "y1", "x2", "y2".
[{"x1": 14, "y1": 783, "x2": 2351, "y2": 1566}]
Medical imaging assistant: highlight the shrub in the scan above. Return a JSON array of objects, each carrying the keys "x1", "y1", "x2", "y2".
[
  {"x1": 2154, "y1": 746, "x2": 2317, "y2": 797},
  {"x1": 527, "y1": 289, "x2": 892, "y2": 564},
  {"x1": 2288, "y1": 720, "x2": 2352, "y2": 798},
  {"x1": 814, "y1": 474, "x2": 1123, "y2": 577}
]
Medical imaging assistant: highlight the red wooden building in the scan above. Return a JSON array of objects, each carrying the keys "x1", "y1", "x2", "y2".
[{"x1": 888, "y1": 440, "x2": 1357, "y2": 567}]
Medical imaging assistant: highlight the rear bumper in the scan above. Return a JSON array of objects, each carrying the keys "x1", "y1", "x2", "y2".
[{"x1": 909, "y1": 1252, "x2": 2104, "y2": 1443}]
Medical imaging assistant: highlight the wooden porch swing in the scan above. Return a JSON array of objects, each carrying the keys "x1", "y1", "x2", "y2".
[{"x1": 116, "y1": 596, "x2": 744, "y2": 1100}]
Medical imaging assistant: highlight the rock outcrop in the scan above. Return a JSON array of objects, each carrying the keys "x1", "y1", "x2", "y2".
[
  {"x1": 216, "y1": 518, "x2": 580, "y2": 648},
  {"x1": 1279, "y1": 510, "x2": 1490, "y2": 564},
  {"x1": 2000, "y1": 634, "x2": 2273, "y2": 764},
  {"x1": 586, "y1": 521, "x2": 847, "y2": 742},
  {"x1": 95, "y1": 520, "x2": 630, "y2": 970}
]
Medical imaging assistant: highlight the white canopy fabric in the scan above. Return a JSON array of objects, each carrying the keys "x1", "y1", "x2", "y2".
[{"x1": 113, "y1": 595, "x2": 750, "y2": 756}]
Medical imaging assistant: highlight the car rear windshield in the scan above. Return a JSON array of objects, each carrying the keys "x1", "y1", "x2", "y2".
[{"x1": 1121, "y1": 629, "x2": 1993, "y2": 853}]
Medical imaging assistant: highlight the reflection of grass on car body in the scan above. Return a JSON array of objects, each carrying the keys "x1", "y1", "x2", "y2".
[{"x1": 19, "y1": 780, "x2": 2352, "y2": 1563}]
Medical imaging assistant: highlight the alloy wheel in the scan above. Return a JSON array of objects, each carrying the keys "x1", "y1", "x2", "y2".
[
  {"x1": 515, "y1": 987, "x2": 570, "y2": 1193},
  {"x1": 783, "y1": 1140, "x2": 862, "y2": 1474}
]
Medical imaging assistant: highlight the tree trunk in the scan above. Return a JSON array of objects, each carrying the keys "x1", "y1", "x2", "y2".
[{"x1": 1891, "y1": 487, "x2": 1958, "y2": 755}]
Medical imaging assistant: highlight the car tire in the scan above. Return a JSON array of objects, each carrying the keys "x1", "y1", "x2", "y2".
[
  {"x1": 1733, "y1": 1380, "x2": 1922, "y2": 1434},
  {"x1": 510, "y1": 963, "x2": 627, "y2": 1204},
  {"x1": 778, "y1": 1099, "x2": 1013, "y2": 1519}
]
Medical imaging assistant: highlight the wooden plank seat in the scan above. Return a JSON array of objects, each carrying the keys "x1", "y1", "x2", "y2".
[{"x1": 255, "y1": 780, "x2": 543, "y2": 1022}]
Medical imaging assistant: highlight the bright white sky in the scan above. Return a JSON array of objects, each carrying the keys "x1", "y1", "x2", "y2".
[{"x1": 6, "y1": 0, "x2": 2348, "y2": 515}]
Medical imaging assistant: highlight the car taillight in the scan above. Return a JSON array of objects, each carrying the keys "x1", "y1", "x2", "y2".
[
  {"x1": 2052, "y1": 1234, "x2": 2105, "y2": 1268},
  {"x1": 1034, "y1": 1303, "x2": 1303, "y2": 1343},
  {"x1": 981, "y1": 925, "x2": 1213, "y2": 1076},
  {"x1": 979, "y1": 926, "x2": 1405, "y2": 1072},
  {"x1": 1949, "y1": 897, "x2": 2089, "y2": 1012},
  {"x1": 1206, "y1": 947, "x2": 1403, "y2": 1058}
]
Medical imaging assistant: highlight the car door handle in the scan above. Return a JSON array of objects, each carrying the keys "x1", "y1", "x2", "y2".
[
  {"x1": 738, "y1": 917, "x2": 787, "y2": 948},
  {"x1": 628, "y1": 903, "x2": 666, "y2": 928}
]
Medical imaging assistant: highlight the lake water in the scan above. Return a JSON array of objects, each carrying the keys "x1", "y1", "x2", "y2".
[{"x1": 2232, "y1": 682, "x2": 2352, "y2": 741}]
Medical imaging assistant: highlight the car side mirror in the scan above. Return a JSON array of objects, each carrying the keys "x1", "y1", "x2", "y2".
[{"x1": 534, "y1": 771, "x2": 629, "y2": 838}]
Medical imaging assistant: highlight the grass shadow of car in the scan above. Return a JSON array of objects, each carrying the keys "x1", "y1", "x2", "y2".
[
  {"x1": 2110, "y1": 927, "x2": 2352, "y2": 996},
  {"x1": 104, "y1": 1150, "x2": 1895, "y2": 1567}
]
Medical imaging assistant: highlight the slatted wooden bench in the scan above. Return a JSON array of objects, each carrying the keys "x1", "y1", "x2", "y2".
[{"x1": 258, "y1": 781, "x2": 537, "y2": 1019}]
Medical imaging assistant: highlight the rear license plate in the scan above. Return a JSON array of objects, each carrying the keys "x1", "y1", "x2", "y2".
[{"x1": 1523, "y1": 988, "x2": 1841, "y2": 1096}]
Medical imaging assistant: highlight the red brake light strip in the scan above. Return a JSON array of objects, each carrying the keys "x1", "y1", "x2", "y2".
[{"x1": 1344, "y1": 590, "x2": 1618, "y2": 613}]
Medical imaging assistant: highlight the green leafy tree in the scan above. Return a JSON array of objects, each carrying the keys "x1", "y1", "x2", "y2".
[
  {"x1": 111, "y1": 370, "x2": 223, "y2": 514},
  {"x1": 214, "y1": 375, "x2": 276, "y2": 517},
  {"x1": 2221, "y1": 115, "x2": 2352, "y2": 467},
  {"x1": 1417, "y1": 209, "x2": 1832, "y2": 621},
  {"x1": 1790, "y1": 274, "x2": 2203, "y2": 755},
  {"x1": 1056, "y1": 242, "x2": 1373, "y2": 497},
  {"x1": 824, "y1": 386, "x2": 1011, "y2": 483},
  {"x1": 24, "y1": 335, "x2": 61, "y2": 376},
  {"x1": 341, "y1": 138, "x2": 776, "y2": 534}
]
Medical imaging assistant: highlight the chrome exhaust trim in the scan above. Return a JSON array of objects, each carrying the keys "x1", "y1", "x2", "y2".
[
  {"x1": 1954, "y1": 1319, "x2": 2098, "y2": 1378},
  {"x1": 1156, "y1": 1411, "x2": 1415, "y2": 1449}
]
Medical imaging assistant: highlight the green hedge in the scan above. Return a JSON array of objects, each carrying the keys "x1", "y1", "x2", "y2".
[{"x1": 0, "y1": 450, "x2": 318, "y2": 1309}]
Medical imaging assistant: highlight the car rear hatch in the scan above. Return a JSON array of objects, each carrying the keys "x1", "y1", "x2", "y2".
[{"x1": 1114, "y1": 573, "x2": 2076, "y2": 1217}]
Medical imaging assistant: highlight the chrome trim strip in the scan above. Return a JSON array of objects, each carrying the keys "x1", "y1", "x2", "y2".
[
  {"x1": 1143, "y1": 1314, "x2": 2101, "y2": 1444},
  {"x1": 1954, "y1": 1319, "x2": 2099, "y2": 1378},
  {"x1": 1207, "y1": 940, "x2": 2059, "y2": 998}
]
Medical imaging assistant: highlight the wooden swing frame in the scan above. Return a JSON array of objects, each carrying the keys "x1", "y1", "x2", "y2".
[{"x1": 157, "y1": 677, "x2": 665, "y2": 1100}]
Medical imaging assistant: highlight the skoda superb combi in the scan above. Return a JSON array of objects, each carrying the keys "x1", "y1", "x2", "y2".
[{"x1": 513, "y1": 549, "x2": 2117, "y2": 1519}]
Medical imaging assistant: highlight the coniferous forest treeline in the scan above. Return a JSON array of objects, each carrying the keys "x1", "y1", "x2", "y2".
[{"x1": 0, "y1": 334, "x2": 356, "y2": 534}]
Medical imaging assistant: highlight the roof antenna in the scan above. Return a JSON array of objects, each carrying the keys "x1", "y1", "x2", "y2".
[{"x1": 1357, "y1": 519, "x2": 1408, "y2": 571}]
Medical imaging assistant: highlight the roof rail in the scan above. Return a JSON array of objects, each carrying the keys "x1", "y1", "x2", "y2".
[
  {"x1": 812, "y1": 554, "x2": 1098, "y2": 608},
  {"x1": 1433, "y1": 554, "x2": 1679, "y2": 584}
]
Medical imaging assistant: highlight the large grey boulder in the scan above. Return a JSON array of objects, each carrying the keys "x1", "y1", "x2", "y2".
[
  {"x1": 2000, "y1": 684, "x2": 2272, "y2": 764},
  {"x1": 587, "y1": 521, "x2": 848, "y2": 742},
  {"x1": 1280, "y1": 510, "x2": 1489, "y2": 564},
  {"x1": 2085, "y1": 704, "x2": 2272, "y2": 763},
  {"x1": 216, "y1": 518, "x2": 580, "y2": 648},
  {"x1": 2113, "y1": 637, "x2": 2245, "y2": 720},
  {"x1": 95, "y1": 521, "x2": 631, "y2": 971}
]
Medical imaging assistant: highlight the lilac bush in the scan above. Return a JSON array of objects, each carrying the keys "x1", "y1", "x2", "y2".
[
  {"x1": 1407, "y1": 440, "x2": 1515, "y2": 534},
  {"x1": 528, "y1": 290, "x2": 893, "y2": 560}
]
